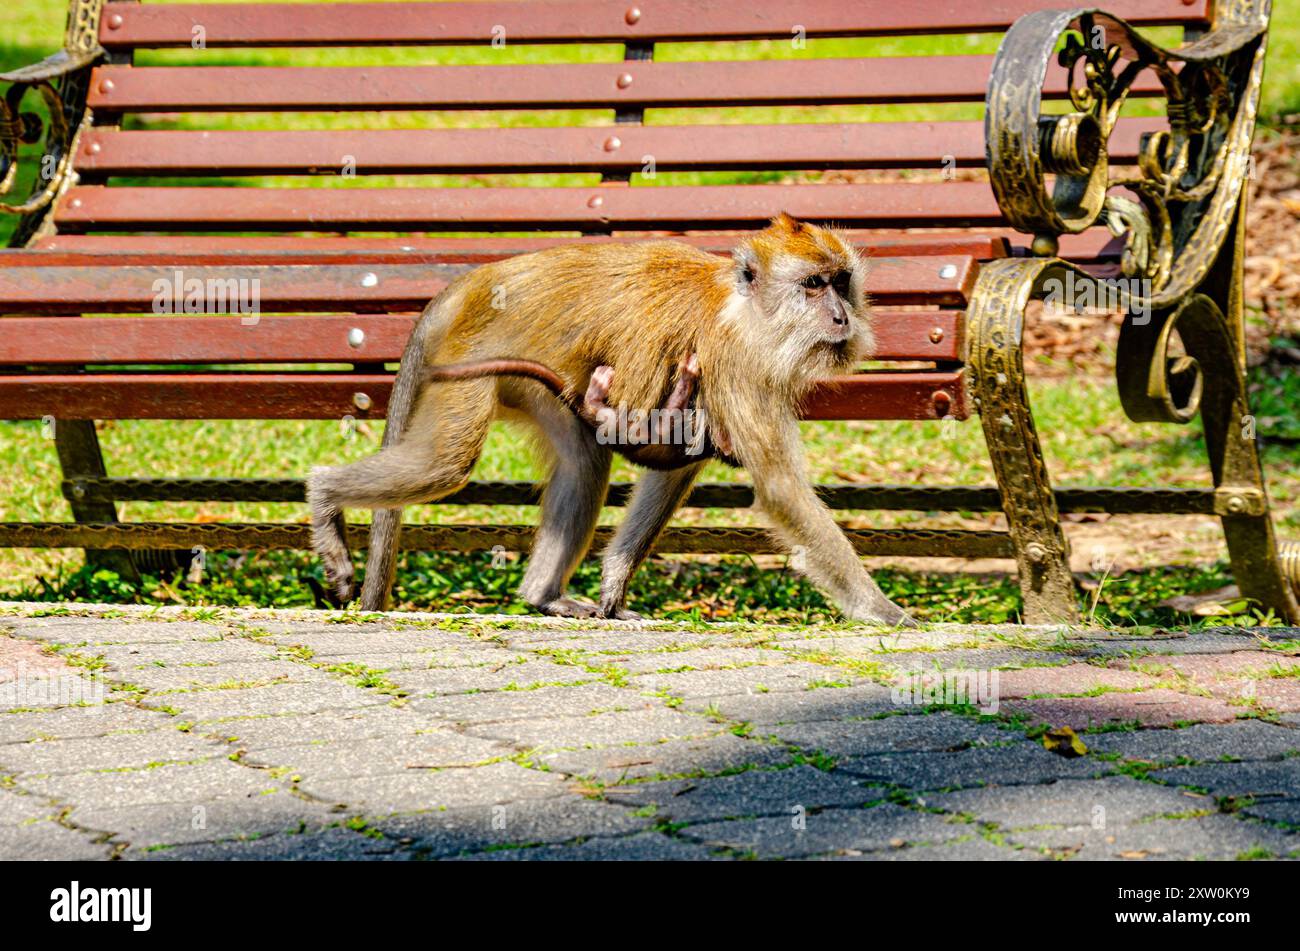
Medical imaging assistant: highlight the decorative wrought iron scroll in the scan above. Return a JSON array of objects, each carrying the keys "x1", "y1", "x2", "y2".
[
  {"x1": 985, "y1": 1, "x2": 1270, "y2": 311},
  {"x1": 0, "y1": 0, "x2": 104, "y2": 226}
]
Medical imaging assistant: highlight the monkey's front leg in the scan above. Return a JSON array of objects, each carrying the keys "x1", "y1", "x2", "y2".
[
  {"x1": 599, "y1": 462, "x2": 704, "y2": 620},
  {"x1": 747, "y1": 423, "x2": 916, "y2": 627}
]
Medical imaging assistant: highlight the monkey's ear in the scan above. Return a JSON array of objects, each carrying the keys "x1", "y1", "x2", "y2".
[
  {"x1": 733, "y1": 243, "x2": 759, "y2": 297},
  {"x1": 772, "y1": 211, "x2": 804, "y2": 233}
]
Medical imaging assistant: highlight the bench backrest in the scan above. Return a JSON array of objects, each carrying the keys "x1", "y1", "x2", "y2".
[
  {"x1": 57, "y1": 0, "x2": 1199, "y2": 245},
  {"x1": 0, "y1": 1, "x2": 1211, "y2": 423}
]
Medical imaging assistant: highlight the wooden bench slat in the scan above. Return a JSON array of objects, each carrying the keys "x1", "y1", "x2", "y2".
[
  {"x1": 54, "y1": 183, "x2": 1004, "y2": 233},
  {"x1": 75, "y1": 118, "x2": 1161, "y2": 177},
  {"x1": 98, "y1": 1, "x2": 1208, "y2": 48},
  {"x1": 0, "y1": 312, "x2": 966, "y2": 364},
  {"x1": 0, "y1": 255, "x2": 975, "y2": 313},
  {"x1": 86, "y1": 58, "x2": 1166, "y2": 112},
  {"x1": 0, "y1": 370, "x2": 967, "y2": 421},
  {"x1": 33, "y1": 232, "x2": 1125, "y2": 263},
  {"x1": 26, "y1": 232, "x2": 1014, "y2": 261}
]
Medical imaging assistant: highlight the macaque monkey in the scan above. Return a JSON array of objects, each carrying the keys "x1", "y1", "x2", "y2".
[{"x1": 308, "y1": 213, "x2": 914, "y2": 627}]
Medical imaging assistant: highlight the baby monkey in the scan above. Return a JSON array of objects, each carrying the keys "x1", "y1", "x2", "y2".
[
  {"x1": 420, "y1": 350, "x2": 731, "y2": 469},
  {"x1": 308, "y1": 213, "x2": 913, "y2": 627}
]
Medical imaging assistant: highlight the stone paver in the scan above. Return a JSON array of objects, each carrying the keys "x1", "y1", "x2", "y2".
[
  {"x1": 768, "y1": 712, "x2": 1015, "y2": 757},
  {"x1": 993, "y1": 664, "x2": 1159, "y2": 699},
  {"x1": 1007, "y1": 815, "x2": 1299, "y2": 860},
  {"x1": 1085, "y1": 719, "x2": 1300, "y2": 763},
  {"x1": 1110, "y1": 650, "x2": 1300, "y2": 679},
  {"x1": 370, "y1": 795, "x2": 652, "y2": 856},
  {"x1": 1151, "y1": 759, "x2": 1300, "y2": 800},
  {"x1": 677, "y1": 683, "x2": 900, "y2": 724},
  {"x1": 536, "y1": 732, "x2": 793, "y2": 783},
  {"x1": 679, "y1": 803, "x2": 971, "y2": 858},
  {"x1": 835, "y1": 742, "x2": 1107, "y2": 790},
  {"x1": 927, "y1": 775, "x2": 1202, "y2": 827},
  {"x1": 1, "y1": 606, "x2": 1297, "y2": 860},
  {"x1": 608, "y1": 765, "x2": 876, "y2": 822},
  {"x1": 1004, "y1": 688, "x2": 1241, "y2": 729}
]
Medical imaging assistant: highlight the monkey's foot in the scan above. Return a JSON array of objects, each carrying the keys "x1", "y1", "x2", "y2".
[
  {"x1": 859, "y1": 604, "x2": 918, "y2": 629},
  {"x1": 598, "y1": 604, "x2": 643, "y2": 621},
  {"x1": 327, "y1": 574, "x2": 355, "y2": 607},
  {"x1": 534, "y1": 597, "x2": 603, "y2": 619}
]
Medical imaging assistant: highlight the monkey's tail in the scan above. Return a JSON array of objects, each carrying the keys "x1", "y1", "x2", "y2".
[
  {"x1": 356, "y1": 290, "x2": 459, "y2": 610},
  {"x1": 420, "y1": 359, "x2": 570, "y2": 401}
]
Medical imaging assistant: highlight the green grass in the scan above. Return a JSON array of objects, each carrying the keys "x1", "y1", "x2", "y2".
[{"x1": 1, "y1": 2, "x2": 1299, "y2": 626}]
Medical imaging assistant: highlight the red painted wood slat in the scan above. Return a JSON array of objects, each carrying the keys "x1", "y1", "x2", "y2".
[
  {"x1": 97, "y1": 1, "x2": 1209, "y2": 48},
  {"x1": 0, "y1": 311, "x2": 967, "y2": 364},
  {"x1": 0, "y1": 371, "x2": 968, "y2": 421},
  {"x1": 85, "y1": 58, "x2": 1167, "y2": 112},
  {"x1": 53, "y1": 183, "x2": 1005, "y2": 234},
  {"x1": 24, "y1": 232, "x2": 1014, "y2": 261},
  {"x1": 73, "y1": 118, "x2": 1162, "y2": 176},
  {"x1": 0, "y1": 255, "x2": 976, "y2": 312}
]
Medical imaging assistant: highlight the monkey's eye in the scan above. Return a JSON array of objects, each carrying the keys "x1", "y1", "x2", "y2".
[
  {"x1": 800, "y1": 274, "x2": 828, "y2": 290},
  {"x1": 831, "y1": 270, "x2": 852, "y2": 297}
]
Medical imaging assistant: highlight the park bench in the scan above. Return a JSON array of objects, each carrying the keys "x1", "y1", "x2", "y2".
[{"x1": 0, "y1": 0, "x2": 1294, "y2": 624}]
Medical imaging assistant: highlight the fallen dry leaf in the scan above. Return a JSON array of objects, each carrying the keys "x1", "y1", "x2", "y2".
[{"x1": 1042, "y1": 726, "x2": 1089, "y2": 758}]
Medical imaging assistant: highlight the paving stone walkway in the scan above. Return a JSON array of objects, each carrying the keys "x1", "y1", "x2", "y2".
[{"x1": 1, "y1": 602, "x2": 1297, "y2": 861}]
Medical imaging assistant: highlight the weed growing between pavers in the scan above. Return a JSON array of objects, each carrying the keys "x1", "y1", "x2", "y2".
[{"x1": 3, "y1": 551, "x2": 1273, "y2": 630}]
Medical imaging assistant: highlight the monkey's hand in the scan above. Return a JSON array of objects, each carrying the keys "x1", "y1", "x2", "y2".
[
  {"x1": 709, "y1": 418, "x2": 734, "y2": 458},
  {"x1": 669, "y1": 352, "x2": 735, "y2": 458},
  {"x1": 663, "y1": 353, "x2": 699, "y2": 413}
]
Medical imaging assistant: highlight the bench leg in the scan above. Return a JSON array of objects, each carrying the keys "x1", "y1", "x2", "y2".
[
  {"x1": 1206, "y1": 199, "x2": 1300, "y2": 623},
  {"x1": 1114, "y1": 191, "x2": 1298, "y2": 624},
  {"x1": 967, "y1": 259, "x2": 1079, "y2": 624},
  {"x1": 1200, "y1": 361, "x2": 1300, "y2": 624},
  {"x1": 55, "y1": 419, "x2": 140, "y2": 581}
]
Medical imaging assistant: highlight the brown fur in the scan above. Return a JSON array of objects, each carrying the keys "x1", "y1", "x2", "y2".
[{"x1": 308, "y1": 216, "x2": 912, "y2": 626}]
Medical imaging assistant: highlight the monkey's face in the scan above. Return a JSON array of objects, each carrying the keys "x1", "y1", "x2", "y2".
[{"x1": 732, "y1": 214, "x2": 875, "y2": 385}]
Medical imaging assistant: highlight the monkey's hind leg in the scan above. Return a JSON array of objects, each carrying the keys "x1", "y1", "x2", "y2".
[
  {"x1": 513, "y1": 387, "x2": 614, "y2": 619},
  {"x1": 358, "y1": 291, "x2": 456, "y2": 611},
  {"x1": 308, "y1": 380, "x2": 494, "y2": 605}
]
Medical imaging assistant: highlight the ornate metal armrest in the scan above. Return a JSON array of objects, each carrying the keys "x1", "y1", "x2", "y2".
[
  {"x1": 985, "y1": 2, "x2": 1269, "y2": 310},
  {"x1": 0, "y1": 45, "x2": 102, "y2": 217}
]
